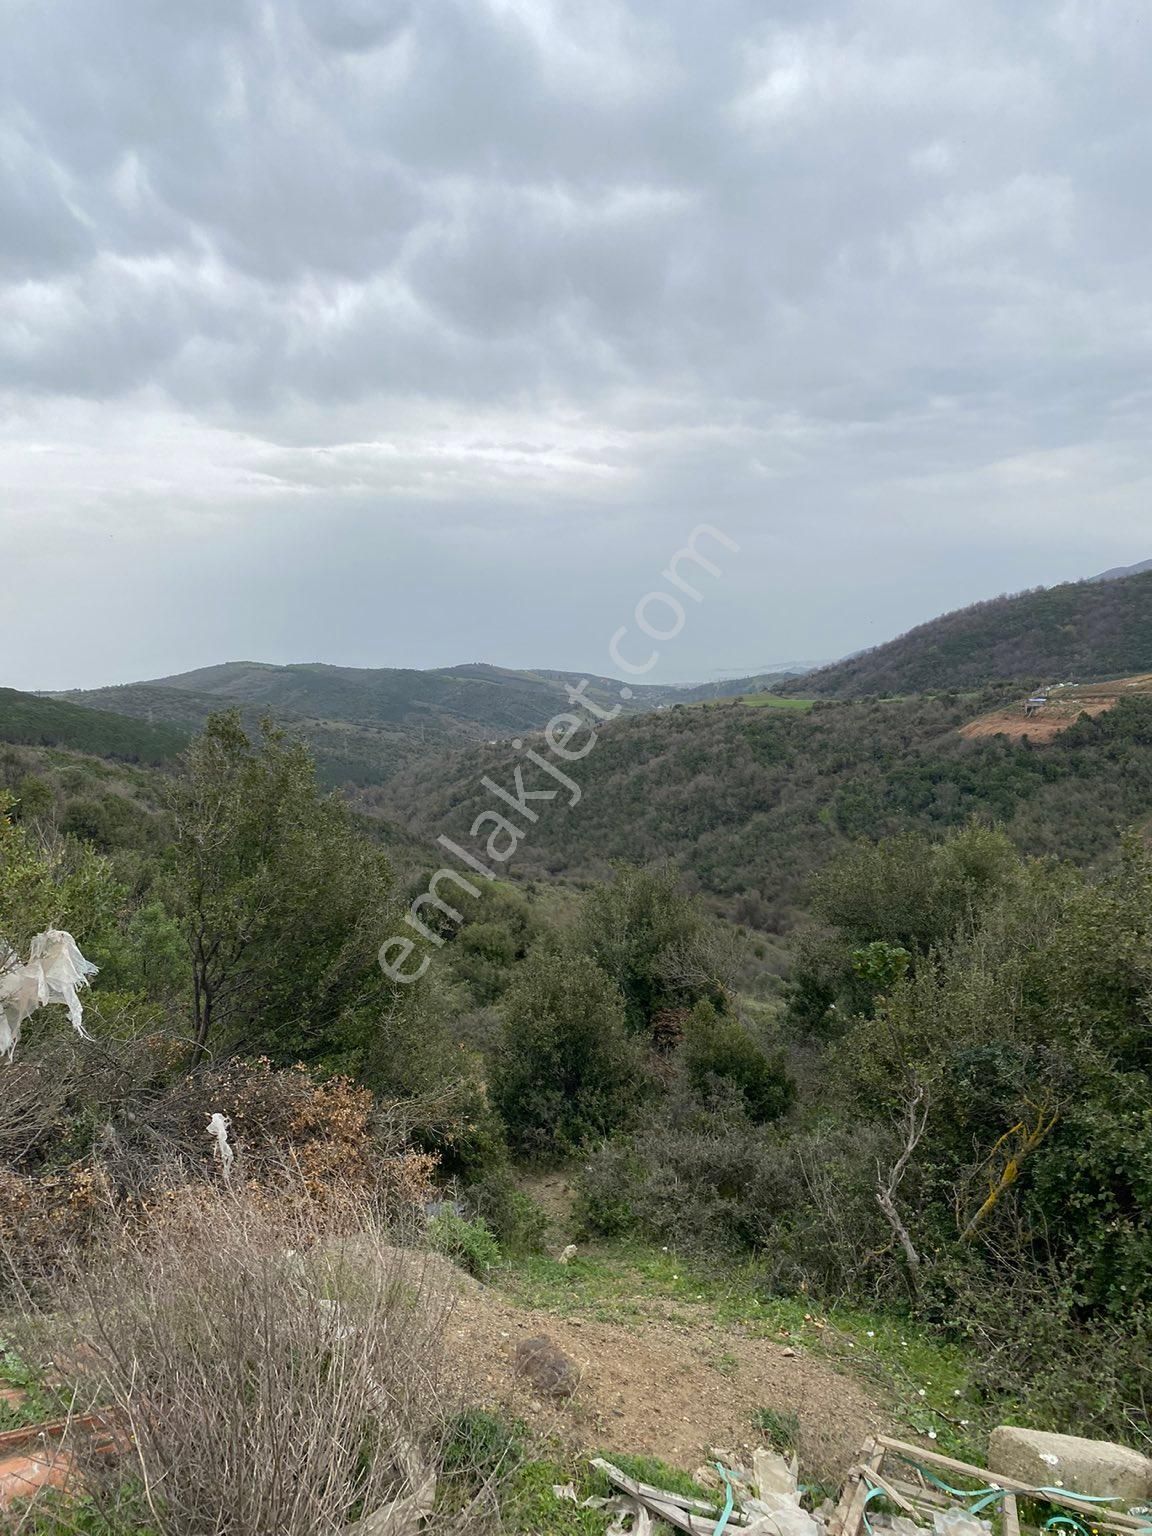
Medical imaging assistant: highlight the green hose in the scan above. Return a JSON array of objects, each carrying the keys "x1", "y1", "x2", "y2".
[{"x1": 711, "y1": 1464, "x2": 737, "y2": 1536}]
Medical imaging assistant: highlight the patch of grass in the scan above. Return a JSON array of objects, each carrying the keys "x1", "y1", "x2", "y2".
[
  {"x1": 589, "y1": 1453, "x2": 712, "y2": 1504},
  {"x1": 499, "y1": 1457, "x2": 610, "y2": 1536},
  {"x1": 11, "y1": 1490, "x2": 160, "y2": 1534},
  {"x1": 454, "y1": 1409, "x2": 715, "y2": 1536},
  {"x1": 441, "y1": 1407, "x2": 526, "y2": 1483},
  {"x1": 497, "y1": 1242, "x2": 712, "y2": 1320},
  {"x1": 752, "y1": 1407, "x2": 800, "y2": 1454},
  {"x1": 428, "y1": 1211, "x2": 502, "y2": 1277}
]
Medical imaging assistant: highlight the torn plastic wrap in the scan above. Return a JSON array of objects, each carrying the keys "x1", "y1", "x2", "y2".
[
  {"x1": 0, "y1": 930, "x2": 98, "y2": 1062},
  {"x1": 207, "y1": 1113, "x2": 235, "y2": 1181}
]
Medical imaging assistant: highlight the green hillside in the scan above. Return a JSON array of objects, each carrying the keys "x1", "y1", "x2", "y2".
[
  {"x1": 67, "y1": 660, "x2": 667, "y2": 729},
  {"x1": 55, "y1": 659, "x2": 783, "y2": 786},
  {"x1": 56, "y1": 661, "x2": 687, "y2": 784},
  {"x1": 376, "y1": 690, "x2": 1152, "y2": 928},
  {"x1": 780, "y1": 567, "x2": 1152, "y2": 697},
  {"x1": 0, "y1": 687, "x2": 187, "y2": 763}
]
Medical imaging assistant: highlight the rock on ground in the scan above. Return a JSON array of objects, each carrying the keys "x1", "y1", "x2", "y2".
[
  {"x1": 514, "y1": 1336, "x2": 580, "y2": 1399},
  {"x1": 989, "y1": 1427, "x2": 1152, "y2": 1502}
]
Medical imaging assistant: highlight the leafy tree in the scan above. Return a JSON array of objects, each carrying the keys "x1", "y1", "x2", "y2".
[
  {"x1": 166, "y1": 713, "x2": 397, "y2": 1064},
  {"x1": 850, "y1": 940, "x2": 912, "y2": 993},
  {"x1": 12, "y1": 775, "x2": 52, "y2": 823},
  {"x1": 810, "y1": 823, "x2": 1019, "y2": 952},
  {"x1": 681, "y1": 1001, "x2": 794, "y2": 1124},
  {"x1": 829, "y1": 839, "x2": 1152, "y2": 1329},
  {"x1": 491, "y1": 948, "x2": 646, "y2": 1156},
  {"x1": 0, "y1": 792, "x2": 125, "y2": 969},
  {"x1": 445, "y1": 885, "x2": 539, "y2": 1005},
  {"x1": 788, "y1": 824, "x2": 1023, "y2": 1034},
  {"x1": 576, "y1": 864, "x2": 718, "y2": 1035}
]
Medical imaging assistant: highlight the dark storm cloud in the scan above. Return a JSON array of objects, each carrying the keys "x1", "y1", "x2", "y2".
[{"x1": 1, "y1": 0, "x2": 1150, "y2": 689}]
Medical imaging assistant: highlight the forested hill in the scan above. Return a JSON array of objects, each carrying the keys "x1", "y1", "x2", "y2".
[
  {"x1": 53, "y1": 660, "x2": 797, "y2": 785},
  {"x1": 0, "y1": 687, "x2": 187, "y2": 763},
  {"x1": 779, "y1": 566, "x2": 1152, "y2": 698},
  {"x1": 61, "y1": 660, "x2": 662, "y2": 731},
  {"x1": 373, "y1": 691, "x2": 1152, "y2": 930}
]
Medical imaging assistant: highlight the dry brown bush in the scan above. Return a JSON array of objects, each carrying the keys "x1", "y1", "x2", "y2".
[
  {"x1": 17, "y1": 1190, "x2": 478, "y2": 1536},
  {"x1": 124, "y1": 1055, "x2": 441, "y2": 1207},
  {"x1": 0, "y1": 1162, "x2": 114, "y2": 1282},
  {"x1": 0, "y1": 1054, "x2": 441, "y2": 1291}
]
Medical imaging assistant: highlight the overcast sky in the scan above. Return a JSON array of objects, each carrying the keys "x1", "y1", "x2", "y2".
[{"x1": 2, "y1": 0, "x2": 1150, "y2": 690}]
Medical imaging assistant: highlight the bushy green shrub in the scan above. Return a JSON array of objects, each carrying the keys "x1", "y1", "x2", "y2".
[
  {"x1": 751, "y1": 1407, "x2": 800, "y2": 1454},
  {"x1": 428, "y1": 1211, "x2": 502, "y2": 1277},
  {"x1": 578, "y1": 1104, "x2": 803, "y2": 1255},
  {"x1": 440, "y1": 1408, "x2": 525, "y2": 1485},
  {"x1": 921, "y1": 1255, "x2": 1152, "y2": 1443},
  {"x1": 446, "y1": 885, "x2": 540, "y2": 1006},
  {"x1": 463, "y1": 1169, "x2": 550, "y2": 1255},
  {"x1": 576, "y1": 863, "x2": 718, "y2": 1035},
  {"x1": 491, "y1": 949, "x2": 648, "y2": 1157},
  {"x1": 682, "y1": 1002, "x2": 794, "y2": 1123},
  {"x1": 578, "y1": 1108, "x2": 889, "y2": 1290}
]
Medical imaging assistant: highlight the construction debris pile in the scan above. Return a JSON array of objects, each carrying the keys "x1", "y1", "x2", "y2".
[
  {"x1": 583, "y1": 1447, "x2": 824, "y2": 1536},
  {"x1": 830, "y1": 1434, "x2": 1152, "y2": 1536},
  {"x1": 565, "y1": 1429, "x2": 1152, "y2": 1536}
]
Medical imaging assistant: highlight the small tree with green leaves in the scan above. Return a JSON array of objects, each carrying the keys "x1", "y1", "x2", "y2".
[
  {"x1": 491, "y1": 948, "x2": 646, "y2": 1156},
  {"x1": 0, "y1": 791, "x2": 124, "y2": 971},
  {"x1": 576, "y1": 864, "x2": 719, "y2": 1035},
  {"x1": 166, "y1": 713, "x2": 396, "y2": 1066},
  {"x1": 681, "y1": 1001, "x2": 794, "y2": 1124}
]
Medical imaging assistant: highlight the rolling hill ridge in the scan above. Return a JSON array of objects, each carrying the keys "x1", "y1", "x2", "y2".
[
  {"x1": 52, "y1": 661, "x2": 796, "y2": 784},
  {"x1": 372, "y1": 687, "x2": 1152, "y2": 930},
  {"x1": 779, "y1": 565, "x2": 1152, "y2": 698}
]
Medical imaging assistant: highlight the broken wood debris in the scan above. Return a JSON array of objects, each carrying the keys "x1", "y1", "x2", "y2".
[
  {"x1": 591, "y1": 1450, "x2": 825, "y2": 1536},
  {"x1": 829, "y1": 1435, "x2": 1152, "y2": 1536}
]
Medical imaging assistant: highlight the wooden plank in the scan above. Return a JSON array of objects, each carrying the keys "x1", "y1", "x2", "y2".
[
  {"x1": 876, "y1": 1438, "x2": 1146, "y2": 1530},
  {"x1": 591, "y1": 1459, "x2": 745, "y2": 1536},
  {"x1": 1002, "y1": 1492, "x2": 1020, "y2": 1536},
  {"x1": 888, "y1": 1477, "x2": 1134, "y2": 1536},
  {"x1": 0, "y1": 1414, "x2": 107, "y2": 1457},
  {"x1": 886, "y1": 1477, "x2": 955, "y2": 1512},
  {"x1": 864, "y1": 1468, "x2": 926, "y2": 1521},
  {"x1": 830, "y1": 1438, "x2": 883, "y2": 1536}
]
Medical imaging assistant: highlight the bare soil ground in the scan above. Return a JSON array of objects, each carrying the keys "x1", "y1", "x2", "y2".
[
  {"x1": 960, "y1": 674, "x2": 1152, "y2": 743},
  {"x1": 427, "y1": 1258, "x2": 885, "y2": 1482}
]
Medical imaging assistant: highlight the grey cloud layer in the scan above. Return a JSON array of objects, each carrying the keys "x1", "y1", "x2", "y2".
[{"x1": 1, "y1": 0, "x2": 1150, "y2": 688}]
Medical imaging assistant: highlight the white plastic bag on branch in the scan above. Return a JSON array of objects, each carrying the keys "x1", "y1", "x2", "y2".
[
  {"x1": 206, "y1": 1112, "x2": 235, "y2": 1182},
  {"x1": 0, "y1": 929, "x2": 98, "y2": 1063}
]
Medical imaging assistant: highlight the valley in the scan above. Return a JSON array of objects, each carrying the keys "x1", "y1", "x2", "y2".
[{"x1": 4, "y1": 560, "x2": 1152, "y2": 1533}]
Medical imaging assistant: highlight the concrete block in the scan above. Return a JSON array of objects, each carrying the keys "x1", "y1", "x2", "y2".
[{"x1": 989, "y1": 1426, "x2": 1152, "y2": 1503}]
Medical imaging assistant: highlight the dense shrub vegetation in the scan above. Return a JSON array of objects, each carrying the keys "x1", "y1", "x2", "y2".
[
  {"x1": 4, "y1": 694, "x2": 1152, "y2": 1482},
  {"x1": 381, "y1": 689, "x2": 1152, "y2": 931},
  {"x1": 0, "y1": 686, "x2": 187, "y2": 762},
  {"x1": 779, "y1": 566, "x2": 1152, "y2": 696}
]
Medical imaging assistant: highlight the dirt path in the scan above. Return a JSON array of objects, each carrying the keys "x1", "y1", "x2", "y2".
[{"x1": 434, "y1": 1262, "x2": 886, "y2": 1482}]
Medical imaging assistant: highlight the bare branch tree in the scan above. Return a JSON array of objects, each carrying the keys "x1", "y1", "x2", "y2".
[{"x1": 875, "y1": 1083, "x2": 929, "y2": 1294}]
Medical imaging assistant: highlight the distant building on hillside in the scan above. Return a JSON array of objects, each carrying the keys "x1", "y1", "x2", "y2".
[{"x1": 1025, "y1": 693, "x2": 1049, "y2": 717}]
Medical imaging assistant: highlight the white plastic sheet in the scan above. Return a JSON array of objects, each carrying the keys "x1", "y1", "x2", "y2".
[
  {"x1": 0, "y1": 929, "x2": 98, "y2": 1062},
  {"x1": 206, "y1": 1112, "x2": 234, "y2": 1181}
]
